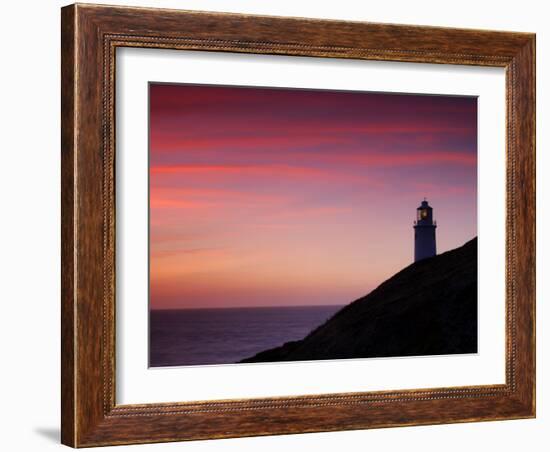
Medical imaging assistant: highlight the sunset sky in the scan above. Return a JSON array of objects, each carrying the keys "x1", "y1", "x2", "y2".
[{"x1": 149, "y1": 84, "x2": 477, "y2": 309}]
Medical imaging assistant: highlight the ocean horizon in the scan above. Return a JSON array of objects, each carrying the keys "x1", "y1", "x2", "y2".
[{"x1": 149, "y1": 305, "x2": 343, "y2": 367}]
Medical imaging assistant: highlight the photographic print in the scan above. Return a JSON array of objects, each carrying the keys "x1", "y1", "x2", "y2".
[{"x1": 148, "y1": 83, "x2": 478, "y2": 367}]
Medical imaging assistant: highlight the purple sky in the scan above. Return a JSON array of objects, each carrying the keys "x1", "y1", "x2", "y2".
[{"x1": 149, "y1": 84, "x2": 477, "y2": 309}]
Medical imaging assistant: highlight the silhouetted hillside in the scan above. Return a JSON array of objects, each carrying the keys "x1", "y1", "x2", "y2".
[{"x1": 241, "y1": 237, "x2": 477, "y2": 363}]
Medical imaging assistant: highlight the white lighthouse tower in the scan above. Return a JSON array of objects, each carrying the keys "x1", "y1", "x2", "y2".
[{"x1": 414, "y1": 199, "x2": 437, "y2": 262}]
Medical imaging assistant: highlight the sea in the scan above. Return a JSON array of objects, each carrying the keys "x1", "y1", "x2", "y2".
[{"x1": 149, "y1": 305, "x2": 342, "y2": 367}]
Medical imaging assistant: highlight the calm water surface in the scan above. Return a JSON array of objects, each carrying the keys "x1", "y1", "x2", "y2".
[{"x1": 150, "y1": 305, "x2": 342, "y2": 367}]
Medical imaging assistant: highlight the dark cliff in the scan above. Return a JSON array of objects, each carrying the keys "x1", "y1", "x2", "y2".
[{"x1": 241, "y1": 237, "x2": 477, "y2": 363}]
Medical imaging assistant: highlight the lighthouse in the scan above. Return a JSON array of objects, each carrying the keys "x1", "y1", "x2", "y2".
[{"x1": 414, "y1": 199, "x2": 437, "y2": 262}]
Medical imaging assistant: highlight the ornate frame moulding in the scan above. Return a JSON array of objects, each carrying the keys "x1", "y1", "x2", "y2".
[{"x1": 61, "y1": 3, "x2": 535, "y2": 447}]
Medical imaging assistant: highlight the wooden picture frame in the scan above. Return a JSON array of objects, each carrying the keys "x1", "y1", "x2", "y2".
[{"x1": 61, "y1": 3, "x2": 535, "y2": 447}]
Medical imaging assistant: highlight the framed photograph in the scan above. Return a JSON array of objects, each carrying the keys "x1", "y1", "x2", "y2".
[{"x1": 61, "y1": 3, "x2": 535, "y2": 447}]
